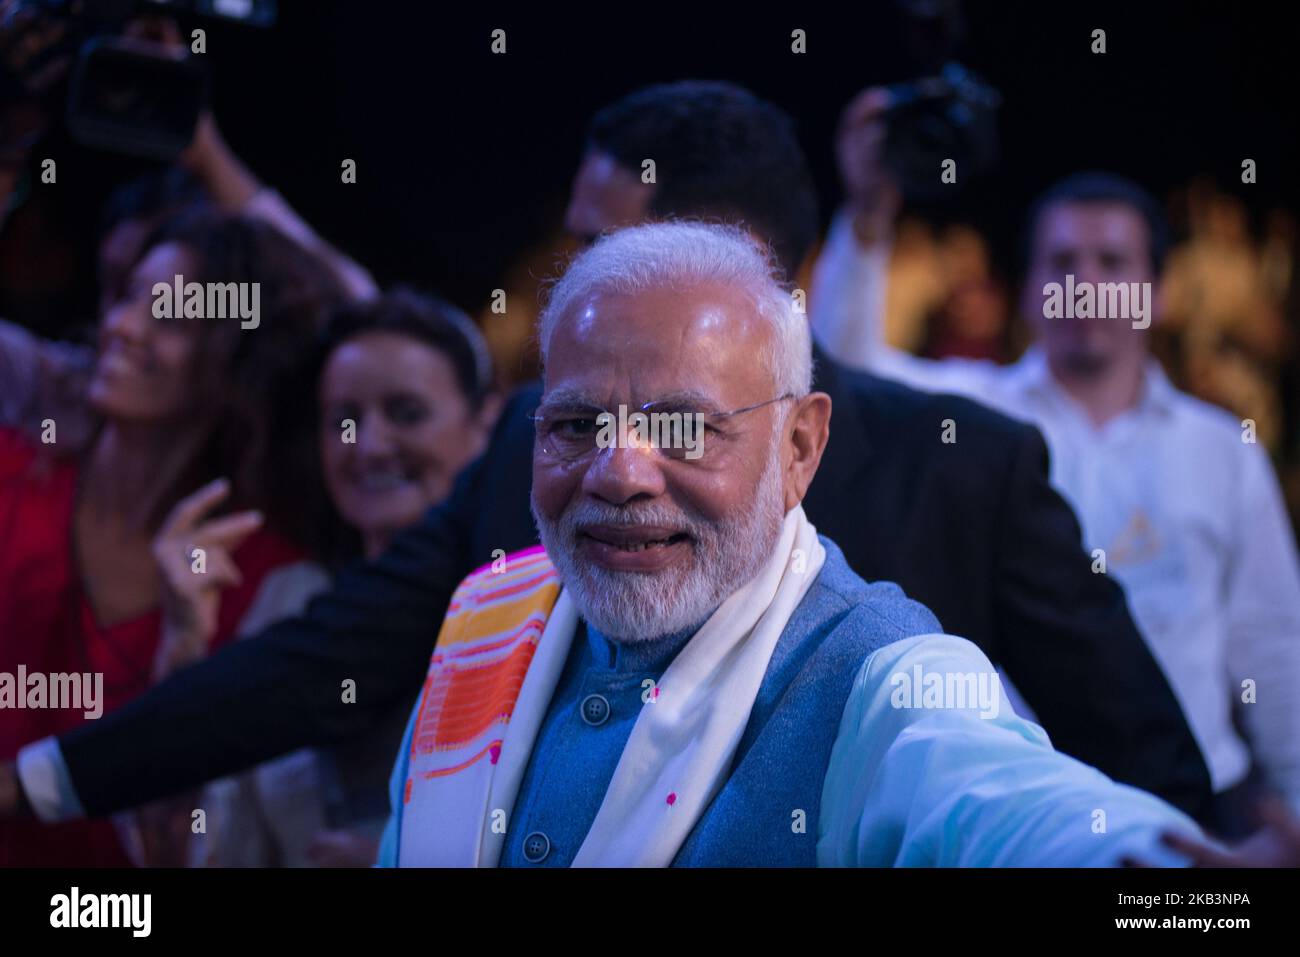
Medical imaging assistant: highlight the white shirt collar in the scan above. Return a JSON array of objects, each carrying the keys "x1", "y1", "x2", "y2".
[{"x1": 1008, "y1": 345, "x2": 1178, "y2": 420}]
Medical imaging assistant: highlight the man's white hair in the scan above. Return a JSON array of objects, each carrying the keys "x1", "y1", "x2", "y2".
[{"x1": 538, "y1": 220, "x2": 813, "y2": 396}]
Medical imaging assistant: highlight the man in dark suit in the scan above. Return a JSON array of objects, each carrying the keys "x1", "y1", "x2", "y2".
[{"x1": 1, "y1": 81, "x2": 1211, "y2": 828}]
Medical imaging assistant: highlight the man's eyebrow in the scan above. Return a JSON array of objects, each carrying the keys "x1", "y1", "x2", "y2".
[
  {"x1": 535, "y1": 388, "x2": 604, "y2": 414},
  {"x1": 644, "y1": 391, "x2": 724, "y2": 413},
  {"x1": 536, "y1": 388, "x2": 727, "y2": 414}
]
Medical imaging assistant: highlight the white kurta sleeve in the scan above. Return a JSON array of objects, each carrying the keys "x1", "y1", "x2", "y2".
[{"x1": 817, "y1": 634, "x2": 1207, "y2": 867}]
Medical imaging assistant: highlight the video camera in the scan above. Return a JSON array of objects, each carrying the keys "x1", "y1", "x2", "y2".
[
  {"x1": 880, "y1": 61, "x2": 1001, "y2": 204},
  {"x1": 870, "y1": 0, "x2": 1001, "y2": 204},
  {"x1": 3, "y1": 0, "x2": 277, "y2": 160}
]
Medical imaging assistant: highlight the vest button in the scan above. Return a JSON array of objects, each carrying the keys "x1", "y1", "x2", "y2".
[
  {"x1": 522, "y1": 831, "x2": 551, "y2": 863},
  {"x1": 580, "y1": 693, "x2": 610, "y2": 726}
]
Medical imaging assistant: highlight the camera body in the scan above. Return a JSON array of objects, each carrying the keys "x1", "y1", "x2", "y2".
[
  {"x1": 7, "y1": 0, "x2": 277, "y2": 159},
  {"x1": 67, "y1": 35, "x2": 207, "y2": 160},
  {"x1": 881, "y1": 61, "x2": 1001, "y2": 203}
]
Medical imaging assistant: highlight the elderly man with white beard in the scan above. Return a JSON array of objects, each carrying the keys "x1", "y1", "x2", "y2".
[{"x1": 377, "y1": 221, "x2": 1207, "y2": 867}]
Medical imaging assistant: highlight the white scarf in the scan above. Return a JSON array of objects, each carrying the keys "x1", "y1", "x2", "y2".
[{"x1": 399, "y1": 505, "x2": 826, "y2": 866}]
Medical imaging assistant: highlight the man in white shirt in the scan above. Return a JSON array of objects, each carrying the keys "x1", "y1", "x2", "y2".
[{"x1": 812, "y1": 147, "x2": 1300, "y2": 835}]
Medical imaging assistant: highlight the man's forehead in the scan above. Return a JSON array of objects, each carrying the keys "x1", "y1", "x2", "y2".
[
  {"x1": 575, "y1": 151, "x2": 640, "y2": 190},
  {"x1": 543, "y1": 285, "x2": 775, "y2": 405},
  {"x1": 559, "y1": 281, "x2": 762, "y2": 335},
  {"x1": 541, "y1": 350, "x2": 738, "y2": 411},
  {"x1": 566, "y1": 151, "x2": 653, "y2": 239},
  {"x1": 1039, "y1": 201, "x2": 1149, "y2": 248}
]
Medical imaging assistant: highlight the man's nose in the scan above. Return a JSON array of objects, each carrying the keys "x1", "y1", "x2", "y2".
[{"x1": 581, "y1": 442, "x2": 667, "y2": 505}]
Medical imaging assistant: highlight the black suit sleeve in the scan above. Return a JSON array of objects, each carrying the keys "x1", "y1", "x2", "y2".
[
  {"x1": 989, "y1": 423, "x2": 1214, "y2": 820},
  {"x1": 58, "y1": 389, "x2": 535, "y2": 817}
]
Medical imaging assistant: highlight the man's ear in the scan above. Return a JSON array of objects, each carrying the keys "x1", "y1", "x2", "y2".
[{"x1": 783, "y1": 391, "x2": 832, "y2": 510}]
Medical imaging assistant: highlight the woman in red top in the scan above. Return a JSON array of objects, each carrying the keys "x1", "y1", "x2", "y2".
[{"x1": 0, "y1": 211, "x2": 347, "y2": 865}]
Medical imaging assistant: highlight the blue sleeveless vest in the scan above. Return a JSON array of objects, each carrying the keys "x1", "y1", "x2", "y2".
[{"x1": 671, "y1": 537, "x2": 940, "y2": 865}]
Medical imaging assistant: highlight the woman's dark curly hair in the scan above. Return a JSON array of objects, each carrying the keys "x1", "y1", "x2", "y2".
[{"x1": 131, "y1": 210, "x2": 351, "y2": 554}]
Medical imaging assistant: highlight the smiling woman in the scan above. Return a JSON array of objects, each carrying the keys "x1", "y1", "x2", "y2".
[
  {"x1": 0, "y1": 211, "x2": 349, "y2": 866},
  {"x1": 178, "y1": 289, "x2": 503, "y2": 869},
  {"x1": 314, "y1": 289, "x2": 501, "y2": 562}
]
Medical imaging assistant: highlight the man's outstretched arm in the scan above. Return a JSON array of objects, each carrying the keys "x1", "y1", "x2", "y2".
[
  {"x1": 61, "y1": 513, "x2": 469, "y2": 817},
  {"x1": 818, "y1": 633, "x2": 1204, "y2": 867}
]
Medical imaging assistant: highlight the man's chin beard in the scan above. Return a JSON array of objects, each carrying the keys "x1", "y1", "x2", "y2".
[
  {"x1": 533, "y1": 459, "x2": 786, "y2": 646},
  {"x1": 538, "y1": 524, "x2": 761, "y2": 645},
  {"x1": 557, "y1": 557, "x2": 720, "y2": 644}
]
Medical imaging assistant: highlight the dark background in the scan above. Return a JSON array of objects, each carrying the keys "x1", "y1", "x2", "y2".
[{"x1": 3, "y1": 0, "x2": 1297, "y2": 333}]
